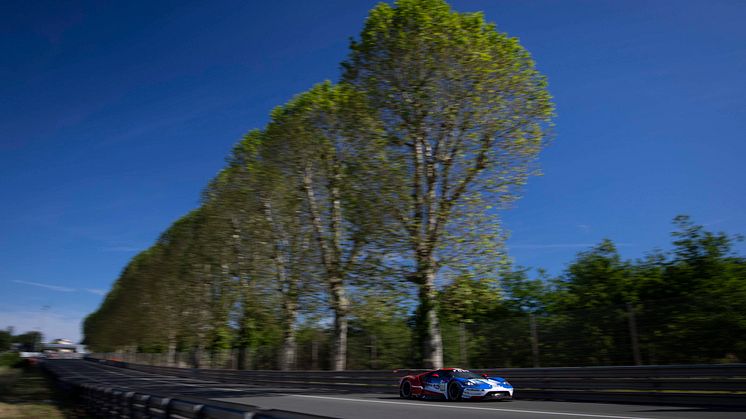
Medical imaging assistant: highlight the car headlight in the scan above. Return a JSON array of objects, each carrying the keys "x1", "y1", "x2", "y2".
[{"x1": 465, "y1": 380, "x2": 477, "y2": 386}]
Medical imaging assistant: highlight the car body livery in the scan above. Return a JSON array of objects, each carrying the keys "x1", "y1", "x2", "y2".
[{"x1": 399, "y1": 368, "x2": 513, "y2": 401}]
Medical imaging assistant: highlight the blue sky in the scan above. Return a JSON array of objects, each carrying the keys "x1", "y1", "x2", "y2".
[{"x1": 1, "y1": 0, "x2": 744, "y2": 343}]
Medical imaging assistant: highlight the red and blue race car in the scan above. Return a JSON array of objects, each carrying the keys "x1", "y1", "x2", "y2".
[{"x1": 399, "y1": 368, "x2": 513, "y2": 401}]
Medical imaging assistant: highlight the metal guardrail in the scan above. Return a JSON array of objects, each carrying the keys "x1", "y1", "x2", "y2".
[
  {"x1": 42, "y1": 359, "x2": 331, "y2": 418},
  {"x1": 89, "y1": 357, "x2": 746, "y2": 407}
]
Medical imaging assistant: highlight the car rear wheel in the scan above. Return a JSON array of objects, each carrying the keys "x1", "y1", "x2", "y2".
[
  {"x1": 447, "y1": 382, "x2": 462, "y2": 401},
  {"x1": 400, "y1": 381, "x2": 412, "y2": 399}
]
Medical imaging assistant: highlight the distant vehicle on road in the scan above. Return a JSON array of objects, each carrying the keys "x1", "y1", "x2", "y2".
[
  {"x1": 399, "y1": 368, "x2": 513, "y2": 401},
  {"x1": 40, "y1": 338, "x2": 87, "y2": 359}
]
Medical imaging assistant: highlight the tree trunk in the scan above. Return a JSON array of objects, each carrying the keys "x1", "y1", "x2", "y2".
[
  {"x1": 529, "y1": 313, "x2": 540, "y2": 368},
  {"x1": 331, "y1": 281, "x2": 349, "y2": 371},
  {"x1": 279, "y1": 300, "x2": 298, "y2": 371},
  {"x1": 459, "y1": 322, "x2": 467, "y2": 367},
  {"x1": 303, "y1": 165, "x2": 350, "y2": 371},
  {"x1": 166, "y1": 333, "x2": 177, "y2": 367},
  {"x1": 418, "y1": 264, "x2": 443, "y2": 369},
  {"x1": 279, "y1": 331, "x2": 296, "y2": 370},
  {"x1": 262, "y1": 197, "x2": 299, "y2": 371},
  {"x1": 237, "y1": 346, "x2": 248, "y2": 370},
  {"x1": 370, "y1": 334, "x2": 378, "y2": 370},
  {"x1": 311, "y1": 337, "x2": 319, "y2": 370},
  {"x1": 237, "y1": 302, "x2": 252, "y2": 370},
  {"x1": 626, "y1": 302, "x2": 642, "y2": 366},
  {"x1": 192, "y1": 344, "x2": 204, "y2": 369}
]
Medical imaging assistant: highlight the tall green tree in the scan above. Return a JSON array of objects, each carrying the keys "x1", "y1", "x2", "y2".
[
  {"x1": 227, "y1": 130, "x2": 323, "y2": 370},
  {"x1": 342, "y1": 0, "x2": 554, "y2": 367},
  {"x1": 550, "y1": 240, "x2": 636, "y2": 365},
  {"x1": 439, "y1": 274, "x2": 499, "y2": 365},
  {"x1": 636, "y1": 216, "x2": 746, "y2": 363},
  {"x1": 262, "y1": 82, "x2": 388, "y2": 370}
]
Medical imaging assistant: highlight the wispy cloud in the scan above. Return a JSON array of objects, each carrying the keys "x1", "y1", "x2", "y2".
[
  {"x1": 12, "y1": 280, "x2": 76, "y2": 292},
  {"x1": 85, "y1": 288, "x2": 106, "y2": 296},
  {"x1": 577, "y1": 224, "x2": 591, "y2": 233},
  {"x1": 0, "y1": 307, "x2": 84, "y2": 343}
]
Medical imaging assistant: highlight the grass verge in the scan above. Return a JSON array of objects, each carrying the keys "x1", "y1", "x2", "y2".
[{"x1": 0, "y1": 365, "x2": 82, "y2": 418}]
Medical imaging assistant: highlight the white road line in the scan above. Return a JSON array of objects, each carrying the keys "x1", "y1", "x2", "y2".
[{"x1": 288, "y1": 395, "x2": 656, "y2": 419}]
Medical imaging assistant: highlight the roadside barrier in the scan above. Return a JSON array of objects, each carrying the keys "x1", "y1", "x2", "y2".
[
  {"x1": 42, "y1": 359, "x2": 330, "y2": 418},
  {"x1": 89, "y1": 356, "x2": 746, "y2": 407}
]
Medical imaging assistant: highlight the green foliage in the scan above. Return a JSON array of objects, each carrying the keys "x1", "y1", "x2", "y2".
[
  {"x1": 431, "y1": 216, "x2": 746, "y2": 368},
  {"x1": 0, "y1": 329, "x2": 12, "y2": 352},
  {"x1": 439, "y1": 274, "x2": 499, "y2": 324},
  {"x1": 500, "y1": 268, "x2": 550, "y2": 313},
  {"x1": 347, "y1": 290, "x2": 414, "y2": 369},
  {"x1": 633, "y1": 216, "x2": 746, "y2": 363},
  {"x1": 487, "y1": 217, "x2": 746, "y2": 367},
  {"x1": 546, "y1": 241, "x2": 636, "y2": 365},
  {"x1": 0, "y1": 352, "x2": 21, "y2": 368},
  {"x1": 0, "y1": 367, "x2": 70, "y2": 418},
  {"x1": 12, "y1": 331, "x2": 42, "y2": 352},
  {"x1": 343, "y1": 0, "x2": 554, "y2": 367}
]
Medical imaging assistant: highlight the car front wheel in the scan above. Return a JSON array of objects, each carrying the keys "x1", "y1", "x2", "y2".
[{"x1": 447, "y1": 382, "x2": 462, "y2": 401}]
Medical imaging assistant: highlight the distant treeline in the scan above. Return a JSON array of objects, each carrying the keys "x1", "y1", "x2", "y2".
[
  {"x1": 0, "y1": 329, "x2": 42, "y2": 353},
  {"x1": 487, "y1": 217, "x2": 746, "y2": 368},
  {"x1": 84, "y1": 214, "x2": 746, "y2": 369}
]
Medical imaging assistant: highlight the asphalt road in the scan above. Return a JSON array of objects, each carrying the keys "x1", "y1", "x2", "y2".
[
  {"x1": 46, "y1": 360, "x2": 746, "y2": 419},
  {"x1": 217, "y1": 393, "x2": 746, "y2": 419}
]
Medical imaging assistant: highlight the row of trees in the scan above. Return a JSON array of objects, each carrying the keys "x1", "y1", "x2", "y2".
[
  {"x1": 84, "y1": 0, "x2": 553, "y2": 370},
  {"x1": 85, "y1": 214, "x2": 746, "y2": 369}
]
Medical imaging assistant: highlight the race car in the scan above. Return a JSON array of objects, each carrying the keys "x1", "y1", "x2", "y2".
[{"x1": 399, "y1": 368, "x2": 513, "y2": 401}]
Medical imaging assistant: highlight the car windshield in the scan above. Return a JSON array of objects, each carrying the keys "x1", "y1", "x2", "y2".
[{"x1": 451, "y1": 370, "x2": 481, "y2": 379}]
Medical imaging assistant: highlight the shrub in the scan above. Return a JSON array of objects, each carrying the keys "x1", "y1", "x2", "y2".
[{"x1": 0, "y1": 352, "x2": 22, "y2": 368}]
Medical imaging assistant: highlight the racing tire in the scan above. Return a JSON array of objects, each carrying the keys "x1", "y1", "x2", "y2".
[
  {"x1": 399, "y1": 381, "x2": 413, "y2": 399},
  {"x1": 447, "y1": 382, "x2": 462, "y2": 401}
]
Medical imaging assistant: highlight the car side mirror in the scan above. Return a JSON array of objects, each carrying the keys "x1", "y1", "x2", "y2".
[
  {"x1": 481, "y1": 374, "x2": 489, "y2": 378},
  {"x1": 432, "y1": 373, "x2": 439, "y2": 378}
]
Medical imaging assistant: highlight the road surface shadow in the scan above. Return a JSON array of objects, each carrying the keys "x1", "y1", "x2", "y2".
[{"x1": 635, "y1": 407, "x2": 746, "y2": 413}]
